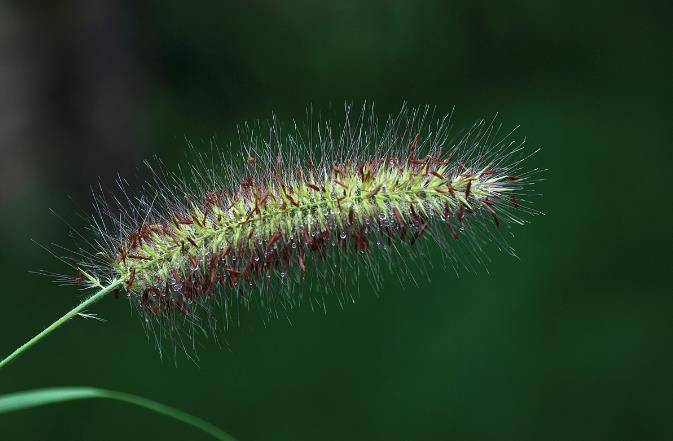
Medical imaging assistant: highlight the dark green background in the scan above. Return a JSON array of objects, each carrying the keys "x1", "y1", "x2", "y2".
[{"x1": 1, "y1": 1, "x2": 671, "y2": 440}]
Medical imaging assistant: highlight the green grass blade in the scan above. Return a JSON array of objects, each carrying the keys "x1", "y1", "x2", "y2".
[{"x1": 0, "y1": 387, "x2": 239, "y2": 441}]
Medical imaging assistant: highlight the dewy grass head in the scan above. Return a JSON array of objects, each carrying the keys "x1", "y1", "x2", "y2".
[{"x1": 58, "y1": 104, "x2": 539, "y2": 354}]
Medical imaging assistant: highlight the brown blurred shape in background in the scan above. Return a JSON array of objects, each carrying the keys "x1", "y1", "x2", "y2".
[{"x1": 0, "y1": 2, "x2": 146, "y2": 220}]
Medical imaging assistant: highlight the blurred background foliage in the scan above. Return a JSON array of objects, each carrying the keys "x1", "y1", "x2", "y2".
[{"x1": 1, "y1": 0, "x2": 672, "y2": 440}]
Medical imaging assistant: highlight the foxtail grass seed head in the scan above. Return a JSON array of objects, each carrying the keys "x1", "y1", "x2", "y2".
[{"x1": 64, "y1": 105, "x2": 539, "y2": 352}]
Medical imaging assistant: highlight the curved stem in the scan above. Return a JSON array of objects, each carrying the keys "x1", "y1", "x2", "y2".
[
  {"x1": 0, "y1": 387, "x2": 238, "y2": 441},
  {"x1": 0, "y1": 280, "x2": 122, "y2": 370}
]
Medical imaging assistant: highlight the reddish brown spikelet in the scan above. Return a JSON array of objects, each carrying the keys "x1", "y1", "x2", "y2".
[
  {"x1": 399, "y1": 225, "x2": 408, "y2": 241},
  {"x1": 117, "y1": 244, "x2": 127, "y2": 266},
  {"x1": 175, "y1": 301, "x2": 188, "y2": 316},
  {"x1": 391, "y1": 206, "x2": 403, "y2": 225},
  {"x1": 407, "y1": 132, "x2": 420, "y2": 164},
  {"x1": 331, "y1": 163, "x2": 345, "y2": 178},
  {"x1": 284, "y1": 190, "x2": 299, "y2": 207},
  {"x1": 306, "y1": 158, "x2": 316, "y2": 176},
  {"x1": 410, "y1": 222, "x2": 429, "y2": 245},
  {"x1": 190, "y1": 212, "x2": 204, "y2": 228},
  {"x1": 202, "y1": 205, "x2": 210, "y2": 225},
  {"x1": 257, "y1": 190, "x2": 269, "y2": 208},
  {"x1": 274, "y1": 152, "x2": 283, "y2": 183},
  {"x1": 446, "y1": 182, "x2": 456, "y2": 197},
  {"x1": 481, "y1": 200, "x2": 500, "y2": 227},
  {"x1": 358, "y1": 162, "x2": 372, "y2": 182},
  {"x1": 268, "y1": 231, "x2": 282, "y2": 247},
  {"x1": 174, "y1": 214, "x2": 193, "y2": 226},
  {"x1": 127, "y1": 267, "x2": 136, "y2": 291},
  {"x1": 355, "y1": 229, "x2": 369, "y2": 253},
  {"x1": 209, "y1": 253, "x2": 218, "y2": 288},
  {"x1": 448, "y1": 222, "x2": 459, "y2": 240},
  {"x1": 128, "y1": 254, "x2": 151, "y2": 261},
  {"x1": 335, "y1": 179, "x2": 348, "y2": 189},
  {"x1": 368, "y1": 184, "x2": 382, "y2": 198}
]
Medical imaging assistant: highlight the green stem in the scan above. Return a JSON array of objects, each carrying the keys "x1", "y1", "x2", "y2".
[
  {"x1": 0, "y1": 387, "x2": 238, "y2": 441},
  {"x1": 0, "y1": 279, "x2": 122, "y2": 370}
]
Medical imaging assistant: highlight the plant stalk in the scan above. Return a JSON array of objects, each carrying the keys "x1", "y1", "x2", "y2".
[{"x1": 0, "y1": 280, "x2": 122, "y2": 370}]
